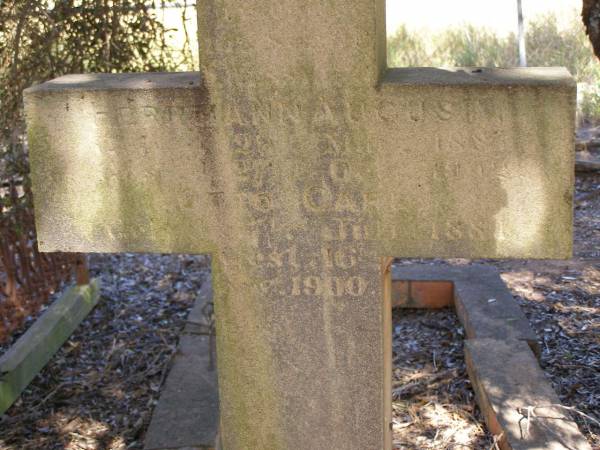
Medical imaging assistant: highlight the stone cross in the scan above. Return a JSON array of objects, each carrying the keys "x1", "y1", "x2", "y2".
[{"x1": 24, "y1": 1, "x2": 575, "y2": 449}]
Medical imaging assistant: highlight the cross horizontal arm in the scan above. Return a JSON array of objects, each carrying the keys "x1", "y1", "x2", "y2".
[
  {"x1": 371, "y1": 67, "x2": 575, "y2": 259},
  {"x1": 25, "y1": 67, "x2": 576, "y2": 258},
  {"x1": 25, "y1": 72, "x2": 218, "y2": 254}
]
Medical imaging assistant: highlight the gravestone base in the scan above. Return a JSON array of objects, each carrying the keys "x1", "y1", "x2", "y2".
[{"x1": 392, "y1": 264, "x2": 591, "y2": 450}]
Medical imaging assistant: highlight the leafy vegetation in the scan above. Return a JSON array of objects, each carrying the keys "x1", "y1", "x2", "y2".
[
  {"x1": 0, "y1": 0, "x2": 193, "y2": 187},
  {"x1": 387, "y1": 12, "x2": 600, "y2": 123}
]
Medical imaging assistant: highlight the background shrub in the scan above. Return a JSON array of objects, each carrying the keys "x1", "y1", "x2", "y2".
[
  {"x1": 387, "y1": 11, "x2": 600, "y2": 124},
  {"x1": 0, "y1": 0, "x2": 192, "y2": 189}
]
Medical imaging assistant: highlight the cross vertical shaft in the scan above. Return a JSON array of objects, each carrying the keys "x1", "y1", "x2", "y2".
[{"x1": 197, "y1": 1, "x2": 390, "y2": 447}]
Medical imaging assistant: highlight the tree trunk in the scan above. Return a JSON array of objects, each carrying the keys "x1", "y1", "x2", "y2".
[{"x1": 583, "y1": 0, "x2": 600, "y2": 59}]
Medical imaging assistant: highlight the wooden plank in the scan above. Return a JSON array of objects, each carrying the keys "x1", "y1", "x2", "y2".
[{"x1": 0, "y1": 280, "x2": 100, "y2": 414}]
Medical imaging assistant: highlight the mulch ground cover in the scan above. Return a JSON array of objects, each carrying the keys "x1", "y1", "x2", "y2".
[
  {"x1": 1, "y1": 173, "x2": 599, "y2": 450},
  {"x1": 0, "y1": 254, "x2": 209, "y2": 450},
  {"x1": 391, "y1": 255, "x2": 600, "y2": 449},
  {"x1": 391, "y1": 308, "x2": 492, "y2": 449}
]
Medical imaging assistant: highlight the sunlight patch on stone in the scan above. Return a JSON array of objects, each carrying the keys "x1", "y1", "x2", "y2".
[{"x1": 495, "y1": 160, "x2": 547, "y2": 256}]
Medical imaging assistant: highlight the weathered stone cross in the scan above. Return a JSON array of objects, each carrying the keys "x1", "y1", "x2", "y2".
[{"x1": 25, "y1": 1, "x2": 575, "y2": 449}]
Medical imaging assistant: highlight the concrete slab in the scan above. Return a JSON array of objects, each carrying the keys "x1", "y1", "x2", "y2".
[
  {"x1": 454, "y1": 270, "x2": 540, "y2": 357},
  {"x1": 185, "y1": 278, "x2": 213, "y2": 336},
  {"x1": 144, "y1": 333, "x2": 219, "y2": 450},
  {"x1": 465, "y1": 338, "x2": 592, "y2": 450},
  {"x1": 392, "y1": 264, "x2": 539, "y2": 356},
  {"x1": 392, "y1": 263, "x2": 497, "y2": 282},
  {"x1": 144, "y1": 278, "x2": 219, "y2": 450}
]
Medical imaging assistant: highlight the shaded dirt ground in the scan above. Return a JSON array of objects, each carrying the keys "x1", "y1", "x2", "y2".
[{"x1": 0, "y1": 175, "x2": 599, "y2": 450}]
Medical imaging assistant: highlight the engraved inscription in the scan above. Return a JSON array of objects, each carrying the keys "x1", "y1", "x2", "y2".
[
  {"x1": 220, "y1": 83, "x2": 378, "y2": 303},
  {"x1": 95, "y1": 104, "x2": 207, "y2": 127},
  {"x1": 290, "y1": 275, "x2": 368, "y2": 297}
]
